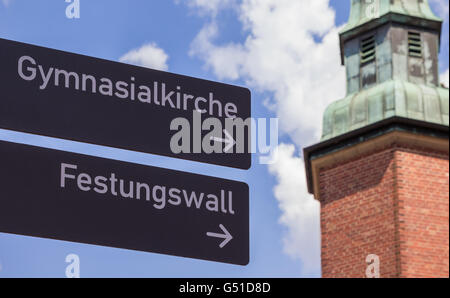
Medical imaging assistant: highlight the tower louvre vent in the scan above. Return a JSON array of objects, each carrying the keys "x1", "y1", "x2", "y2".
[
  {"x1": 360, "y1": 35, "x2": 376, "y2": 64},
  {"x1": 408, "y1": 32, "x2": 422, "y2": 57}
]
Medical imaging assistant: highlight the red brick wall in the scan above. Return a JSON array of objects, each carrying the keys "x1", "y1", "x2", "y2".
[
  {"x1": 319, "y1": 145, "x2": 449, "y2": 278},
  {"x1": 396, "y1": 148, "x2": 449, "y2": 278}
]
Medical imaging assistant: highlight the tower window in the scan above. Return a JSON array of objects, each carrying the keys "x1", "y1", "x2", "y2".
[
  {"x1": 360, "y1": 35, "x2": 376, "y2": 64},
  {"x1": 408, "y1": 32, "x2": 422, "y2": 57}
]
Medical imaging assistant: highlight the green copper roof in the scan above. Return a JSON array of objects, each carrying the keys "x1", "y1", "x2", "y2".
[
  {"x1": 342, "y1": 0, "x2": 441, "y2": 34},
  {"x1": 339, "y1": 0, "x2": 442, "y2": 65},
  {"x1": 322, "y1": 0, "x2": 449, "y2": 141},
  {"x1": 321, "y1": 80, "x2": 449, "y2": 141}
]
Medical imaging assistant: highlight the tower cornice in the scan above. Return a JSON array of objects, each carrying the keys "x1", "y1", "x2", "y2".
[{"x1": 304, "y1": 116, "x2": 449, "y2": 197}]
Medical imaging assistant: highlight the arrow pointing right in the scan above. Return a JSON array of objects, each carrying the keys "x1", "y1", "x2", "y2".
[
  {"x1": 206, "y1": 224, "x2": 233, "y2": 248},
  {"x1": 210, "y1": 129, "x2": 236, "y2": 153}
]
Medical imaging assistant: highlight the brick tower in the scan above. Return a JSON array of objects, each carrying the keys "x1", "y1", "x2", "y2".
[{"x1": 304, "y1": 0, "x2": 449, "y2": 278}]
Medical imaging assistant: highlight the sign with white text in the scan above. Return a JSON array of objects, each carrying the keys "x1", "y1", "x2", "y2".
[
  {"x1": 0, "y1": 38, "x2": 251, "y2": 169},
  {"x1": 0, "y1": 140, "x2": 249, "y2": 265}
]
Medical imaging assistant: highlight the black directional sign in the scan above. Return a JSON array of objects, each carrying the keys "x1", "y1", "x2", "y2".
[
  {"x1": 0, "y1": 38, "x2": 251, "y2": 169},
  {"x1": 0, "y1": 140, "x2": 249, "y2": 265}
]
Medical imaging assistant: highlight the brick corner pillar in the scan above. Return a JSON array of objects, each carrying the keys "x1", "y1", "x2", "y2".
[{"x1": 304, "y1": 119, "x2": 449, "y2": 278}]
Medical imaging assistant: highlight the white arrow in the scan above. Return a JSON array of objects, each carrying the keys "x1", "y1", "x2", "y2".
[
  {"x1": 210, "y1": 129, "x2": 236, "y2": 153},
  {"x1": 206, "y1": 224, "x2": 233, "y2": 248}
]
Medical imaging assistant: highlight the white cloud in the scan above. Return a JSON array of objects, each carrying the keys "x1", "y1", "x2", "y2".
[
  {"x1": 190, "y1": 0, "x2": 345, "y2": 144},
  {"x1": 119, "y1": 43, "x2": 169, "y2": 71},
  {"x1": 268, "y1": 144, "x2": 321, "y2": 275},
  {"x1": 187, "y1": 0, "x2": 346, "y2": 274},
  {"x1": 190, "y1": 23, "x2": 246, "y2": 80},
  {"x1": 1, "y1": 0, "x2": 11, "y2": 7},
  {"x1": 441, "y1": 69, "x2": 449, "y2": 87}
]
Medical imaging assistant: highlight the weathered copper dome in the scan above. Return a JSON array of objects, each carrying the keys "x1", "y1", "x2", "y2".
[{"x1": 322, "y1": 0, "x2": 448, "y2": 141}]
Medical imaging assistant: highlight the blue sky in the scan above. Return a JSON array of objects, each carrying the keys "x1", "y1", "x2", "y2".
[{"x1": 0, "y1": 0, "x2": 448, "y2": 278}]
